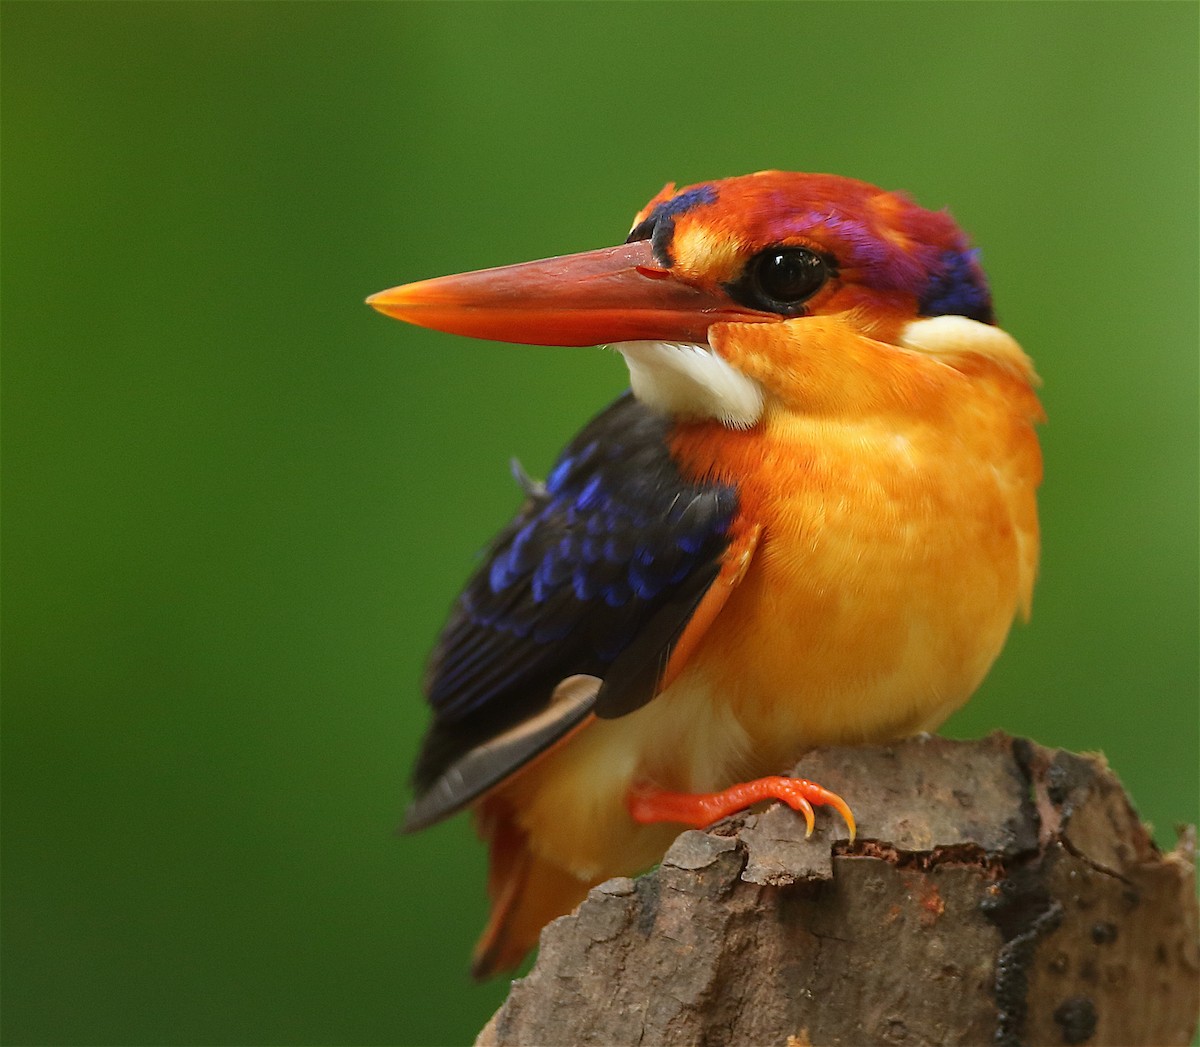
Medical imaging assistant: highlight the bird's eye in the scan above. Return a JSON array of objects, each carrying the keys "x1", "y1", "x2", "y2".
[{"x1": 727, "y1": 247, "x2": 832, "y2": 315}]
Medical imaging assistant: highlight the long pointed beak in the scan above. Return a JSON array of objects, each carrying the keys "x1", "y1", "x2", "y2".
[{"x1": 366, "y1": 240, "x2": 773, "y2": 346}]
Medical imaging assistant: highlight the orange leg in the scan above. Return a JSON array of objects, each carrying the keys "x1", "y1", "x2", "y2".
[{"x1": 627, "y1": 776, "x2": 856, "y2": 841}]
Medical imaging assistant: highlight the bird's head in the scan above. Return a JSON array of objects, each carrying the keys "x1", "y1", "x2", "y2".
[{"x1": 369, "y1": 171, "x2": 1037, "y2": 427}]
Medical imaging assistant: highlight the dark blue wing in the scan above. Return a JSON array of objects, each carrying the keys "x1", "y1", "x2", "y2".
[{"x1": 407, "y1": 393, "x2": 736, "y2": 827}]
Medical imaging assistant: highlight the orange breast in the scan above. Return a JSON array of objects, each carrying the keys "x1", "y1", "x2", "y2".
[{"x1": 665, "y1": 344, "x2": 1042, "y2": 769}]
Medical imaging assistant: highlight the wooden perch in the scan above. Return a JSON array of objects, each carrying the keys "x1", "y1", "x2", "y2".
[{"x1": 477, "y1": 734, "x2": 1198, "y2": 1047}]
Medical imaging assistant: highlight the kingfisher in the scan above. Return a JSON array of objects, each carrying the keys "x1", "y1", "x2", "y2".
[{"x1": 368, "y1": 171, "x2": 1043, "y2": 977}]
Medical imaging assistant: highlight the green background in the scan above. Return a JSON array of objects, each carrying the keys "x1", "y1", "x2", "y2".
[{"x1": 4, "y1": 3, "x2": 1197, "y2": 1044}]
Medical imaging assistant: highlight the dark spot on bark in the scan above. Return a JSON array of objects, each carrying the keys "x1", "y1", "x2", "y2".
[
  {"x1": 1090, "y1": 921, "x2": 1117, "y2": 945},
  {"x1": 634, "y1": 874, "x2": 659, "y2": 937},
  {"x1": 1053, "y1": 996, "x2": 1097, "y2": 1044},
  {"x1": 1045, "y1": 750, "x2": 1097, "y2": 814}
]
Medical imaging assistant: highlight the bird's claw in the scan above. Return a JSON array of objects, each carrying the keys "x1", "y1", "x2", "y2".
[
  {"x1": 770, "y1": 776, "x2": 857, "y2": 842},
  {"x1": 627, "y1": 774, "x2": 856, "y2": 841}
]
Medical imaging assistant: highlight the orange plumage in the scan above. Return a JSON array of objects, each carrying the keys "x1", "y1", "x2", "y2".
[{"x1": 369, "y1": 172, "x2": 1043, "y2": 975}]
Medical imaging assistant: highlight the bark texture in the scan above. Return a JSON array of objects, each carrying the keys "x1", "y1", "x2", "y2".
[{"x1": 477, "y1": 734, "x2": 1198, "y2": 1047}]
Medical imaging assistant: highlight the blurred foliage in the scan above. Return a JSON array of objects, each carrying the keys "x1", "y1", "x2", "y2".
[{"x1": 3, "y1": 3, "x2": 1196, "y2": 1045}]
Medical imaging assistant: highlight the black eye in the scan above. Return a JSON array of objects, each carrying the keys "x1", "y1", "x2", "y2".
[{"x1": 726, "y1": 247, "x2": 832, "y2": 315}]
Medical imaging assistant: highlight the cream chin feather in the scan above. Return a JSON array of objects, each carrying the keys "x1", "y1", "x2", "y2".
[{"x1": 612, "y1": 340, "x2": 765, "y2": 428}]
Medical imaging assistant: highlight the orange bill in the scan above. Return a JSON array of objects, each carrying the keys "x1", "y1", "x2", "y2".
[{"x1": 367, "y1": 239, "x2": 774, "y2": 346}]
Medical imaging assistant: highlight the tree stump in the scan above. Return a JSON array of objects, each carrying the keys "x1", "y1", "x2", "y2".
[{"x1": 476, "y1": 734, "x2": 1198, "y2": 1046}]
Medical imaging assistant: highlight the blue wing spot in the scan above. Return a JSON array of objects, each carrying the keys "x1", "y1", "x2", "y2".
[
  {"x1": 575, "y1": 474, "x2": 604, "y2": 512},
  {"x1": 603, "y1": 579, "x2": 632, "y2": 608},
  {"x1": 604, "y1": 533, "x2": 635, "y2": 563},
  {"x1": 545, "y1": 455, "x2": 575, "y2": 494},
  {"x1": 489, "y1": 519, "x2": 541, "y2": 592},
  {"x1": 629, "y1": 559, "x2": 665, "y2": 601},
  {"x1": 530, "y1": 562, "x2": 551, "y2": 603},
  {"x1": 572, "y1": 567, "x2": 599, "y2": 601},
  {"x1": 532, "y1": 549, "x2": 572, "y2": 602},
  {"x1": 546, "y1": 440, "x2": 600, "y2": 495},
  {"x1": 509, "y1": 519, "x2": 540, "y2": 567},
  {"x1": 488, "y1": 553, "x2": 514, "y2": 594}
]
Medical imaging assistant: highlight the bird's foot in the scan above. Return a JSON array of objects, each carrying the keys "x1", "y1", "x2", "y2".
[{"x1": 627, "y1": 776, "x2": 856, "y2": 841}]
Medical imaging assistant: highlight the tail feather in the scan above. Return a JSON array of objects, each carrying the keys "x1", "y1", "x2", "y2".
[{"x1": 471, "y1": 797, "x2": 594, "y2": 979}]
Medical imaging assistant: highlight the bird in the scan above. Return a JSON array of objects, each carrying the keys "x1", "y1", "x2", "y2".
[{"x1": 368, "y1": 171, "x2": 1043, "y2": 978}]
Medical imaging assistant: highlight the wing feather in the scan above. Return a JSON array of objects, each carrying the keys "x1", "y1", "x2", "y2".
[{"x1": 407, "y1": 393, "x2": 738, "y2": 826}]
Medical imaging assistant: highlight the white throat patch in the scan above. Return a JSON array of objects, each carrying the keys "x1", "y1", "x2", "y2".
[{"x1": 611, "y1": 340, "x2": 764, "y2": 429}]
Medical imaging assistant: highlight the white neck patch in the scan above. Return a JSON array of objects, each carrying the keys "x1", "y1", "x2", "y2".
[
  {"x1": 899, "y1": 315, "x2": 1041, "y2": 386},
  {"x1": 611, "y1": 340, "x2": 764, "y2": 429}
]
